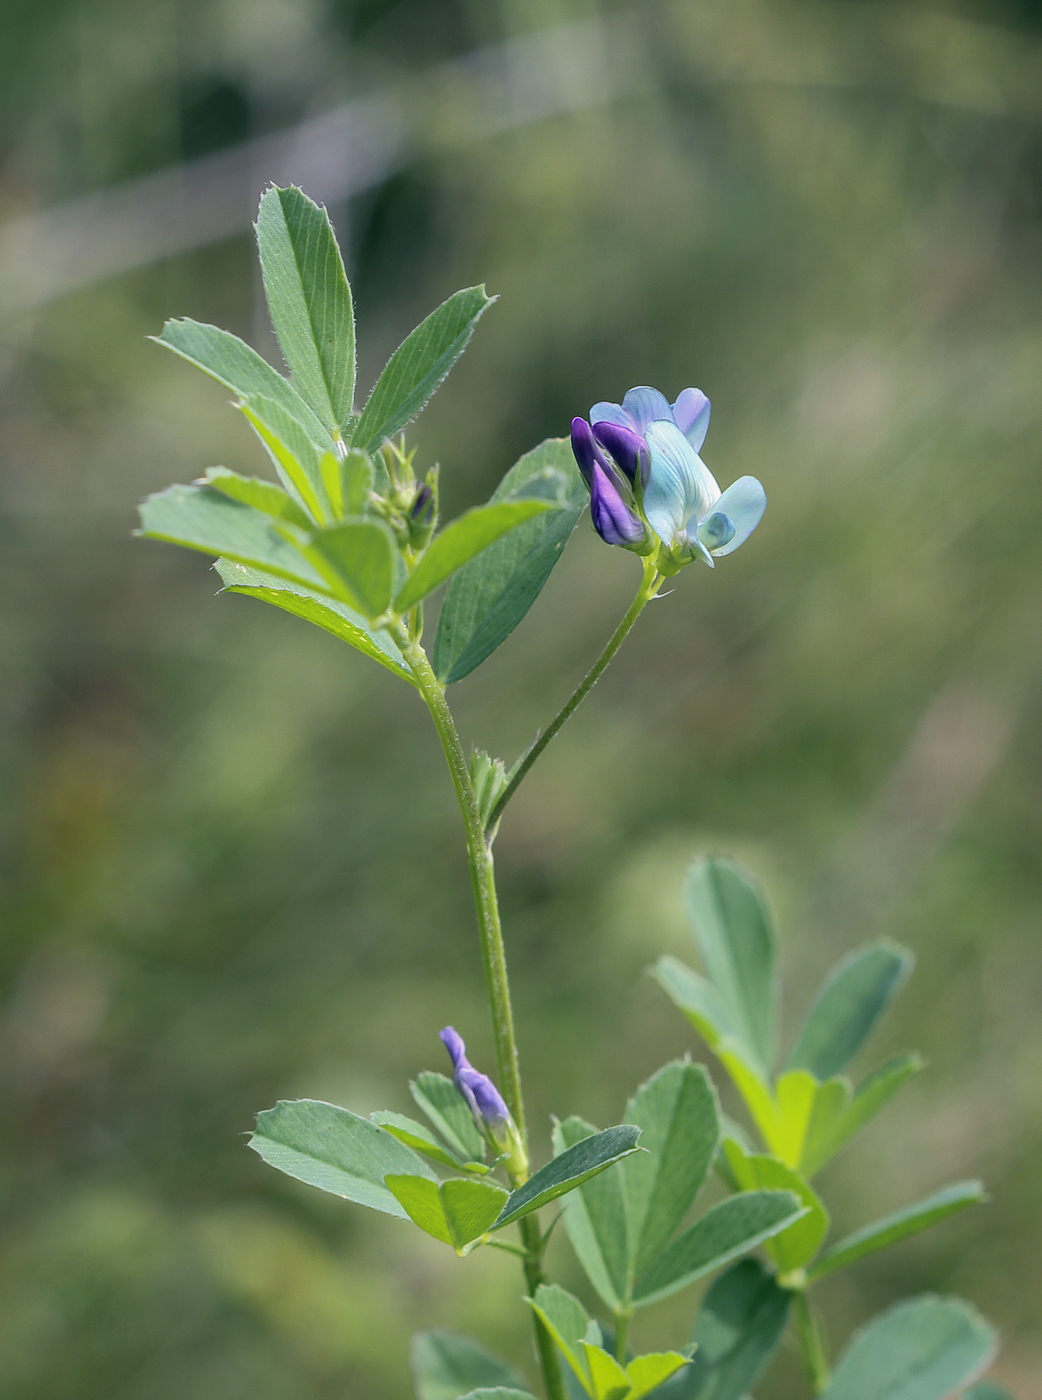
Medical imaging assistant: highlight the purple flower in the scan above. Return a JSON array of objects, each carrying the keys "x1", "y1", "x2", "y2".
[
  {"x1": 440, "y1": 1026, "x2": 512, "y2": 1136},
  {"x1": 574, "y1": 386, "x2": 766, "y2": 567},
  {"x1": 570, "y1": 418, "x2": 647, "y2": 549}
]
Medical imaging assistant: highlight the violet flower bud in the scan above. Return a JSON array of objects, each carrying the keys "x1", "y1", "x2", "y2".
[
  {"x1": 570, "y1": 418, "x2": 647, "y2": 549},
  {"x1": 439, "y1": 1026, "x2": 511, "y2": 1137}
]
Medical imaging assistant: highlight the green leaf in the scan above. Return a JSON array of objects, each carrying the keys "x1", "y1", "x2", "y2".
[
  {"x1": 354, "y1": 286, "x2": 495, "y2": 452},
  {"x1": 371, "y1": 1111, "x2": 487, "y2": 1172},
  {"x1": 822, "y1": 1295, "x2": 997, "y2": 1400},
  {"x1": 411, "y1": 1072, "x2": 487, "y2": 1164},
  {"x1": 687, "y1": 860, "x2": 777, "y2": 1073},
  {"x1": 248, "y1": 1099, "x2": 435, "y2": 1217},
  {"x1": 964, "y1": 1385, "x2": 1015, "y2": 1400},
  {"x1": 138, "y1": 483, "x2": 324, "y2": 590},
  {"x1": 215, "y1": 560, "x2": 416, "y2": 685},
  {"x1": 623, "y1": 1061, "x2": 721, "y2": 1279},
  {"x1": 385, "y1": 1174, "x2": 509, "y2": 1252},
  {"x1": 651, "y1": 957, "x2": 738, "y2": 1059},
  {"x1": 808, "y1": 1181, "x2": 987, "y2": 1282},
  {"x1": 802, "y1": 1052, "x2": 923, "y2": 1172},
  {"x1": 395, "y1": 500, "x2": 556, "y2": 613},
  {"x1": 495, "y1": 1124, "x2": 642, "y2": 1228},
  {"x1": 337, "y1": 449, "x2": 376, "y2": 517},
  {"x1": 307, "y1": 519, "x2": 398, "y2": 616},
  {"x1": 553, "y1": 1116, "x2": 630, "y2": 1312},
  {"x1": 239, "y1": 394, "x2": 334, "y2": 523},
  {"x1": 722, "y1": 1140, "x2": 828, "y2": 1273},
  {"x1": 433, "y1": 438, "x2": 587, "y2": 683},
  {"x1": 623, "y1": 1354, "x2": 692, "y2": 1400},
  {"x1": 799, "y1": 1076, "x2": 853, "y2": 1177},
  {"x1": 526, "y1": 1284, "x2": 600, "y2": 1391},
  {"x1": 255, "y1": 186, "x2": 355, "y2": 433},
  {"x1": 153, "y1": 317, "x2": 335, "y2": 450},
  {"x1": 457, "y1": 1392, "x2": 536, "y2": 1400},
  {"x1": 411, "y1": 1330, "x2": 528, "y2": 1400},
  {"x1": 673, "y1": 1258, "x2": 792, "y2": 1400},
  {"x1": 632, "y1": 1191, "x2": 805, "y2": 1308},
  {"x1": 581, "y1": 1343, "x2": 631, "y2": 1400},
  {"x1": 789, "y1": 941, "x2": 914, "y2": 1080},
  {"x1": 202, "y1": 468, "x2": 312, "y2": 529}
]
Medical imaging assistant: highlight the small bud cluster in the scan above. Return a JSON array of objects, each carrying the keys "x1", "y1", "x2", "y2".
[{"x1": 357, "y1": 437, "x2": 440, "y2": 552}]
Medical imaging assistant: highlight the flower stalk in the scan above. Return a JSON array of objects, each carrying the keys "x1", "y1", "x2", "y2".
[{"x1": 486, "y1": 556, "x2": 663, "y2": 834}]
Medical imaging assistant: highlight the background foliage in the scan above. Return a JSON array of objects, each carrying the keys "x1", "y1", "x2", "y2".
[{"x1": 1, "y1": 0, "x2": 1041, "y2": 1396}]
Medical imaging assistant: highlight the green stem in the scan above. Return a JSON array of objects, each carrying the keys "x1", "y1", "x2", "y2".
[
  {"x1": 793, "y1": 1291, "x2": 831, "y2": 1394},
  {"x1": 614, "y1": 1309, "x2": 632, "y2": 1364},
  {"x1": 396, "y1": 626, "x2": 566, "y2": 1400},
  {"x1": 398, "y1": 629, "x2": 526, "y2": 1139},
  {"x1": 486, "y1": 557, "x2": 662, "y2": 835}
]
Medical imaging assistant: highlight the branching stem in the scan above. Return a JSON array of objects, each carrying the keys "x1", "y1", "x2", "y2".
[
  {"x1": 396, "y1": 625, "x2": 565, "y2": 1400},
  {"x1": 394, "y1": 560, "x2": 661, "y2": 1400}
]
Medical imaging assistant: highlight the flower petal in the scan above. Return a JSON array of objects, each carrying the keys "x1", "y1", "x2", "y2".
[
  {"x1": 571, "y1": 417, "x2": 610, "y2": 490},
  {"x1": 440, "y1": 1026, "x2": 470, "y2": 1073},
  {"x1": 589, "y1": 460, "x2": 646, "y2": 547},
  {"x1": 704, "y1": 476, "x2": 766, "y2": 555},
  {"x1": 592, "y1": 420, "x2": 650, "y2": 486},
  {"x1": 696, "y1": 511, "x2": 735, "y2": 552},
  {"x1": 621, "y1": 386, "x2": 674, "y2": 432},
  {"x1": 672, "y1": 388, "x2": 712, "y2": 450},
  {"x1": 457, "y1": 1066, "x2": 511, "y2": 1128},
  {"x1": 643, "y1": 420, "x2": 720, "y2": 544},
  {"x1": 589, "y1": 401, "x2": 635, "y2": 431}
]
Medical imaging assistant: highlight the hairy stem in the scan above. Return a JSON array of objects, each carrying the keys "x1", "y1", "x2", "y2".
[
  {"x1": 793, "y1": 1291, "x2": 831, "y2": 1394},
  {"x1": 397, "y1": 627, "x2": 566, "y2": 1400},
  {"x1": 486, "y1": 557, "x2": 662, "y2": 834}
]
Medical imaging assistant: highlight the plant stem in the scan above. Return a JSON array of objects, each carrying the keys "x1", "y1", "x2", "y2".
[
  {"x1": 792, "y1": 1291, "x2": 831, "y2": 1394},
  {"x1": 398, "y1": 629, "x2": 526, "y2": 1139},
  {"x1": 614, "y1": 1309, "x2": 632, "y2": 1364},
  {"x1": 486, "y1": 557, "x2": 662, "y2": 834},
  {"x1": 396, "y1": 627, "x2": 566, "y2": 1400}
]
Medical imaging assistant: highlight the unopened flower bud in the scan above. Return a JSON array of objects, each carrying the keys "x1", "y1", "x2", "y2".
[{"x1": 439, "y1": 1026, "x2": 527, "y2": 1173}]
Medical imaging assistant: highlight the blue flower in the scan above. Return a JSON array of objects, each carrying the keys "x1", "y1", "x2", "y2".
[
  {"x1": 572, "y1": 386, "x2": 766, "y2": 569},
  {"x1": 440, "y1": 1026, "x2": 512, "y2": 1140}
]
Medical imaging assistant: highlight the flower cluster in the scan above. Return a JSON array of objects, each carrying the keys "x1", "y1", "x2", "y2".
[{"x1": 571, "y1": 386, "x2": 766, "y2": 573}]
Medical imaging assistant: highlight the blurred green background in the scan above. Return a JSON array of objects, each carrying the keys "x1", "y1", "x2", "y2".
[{"x1": 1, "y1": 0, "x2": 1041, "y2": 1395}]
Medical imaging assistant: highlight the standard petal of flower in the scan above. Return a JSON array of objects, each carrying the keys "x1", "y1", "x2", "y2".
[
  {"x1": 643, "y1": 420, "x2": 720, "y2": 544},
  {"x1": 589, "y1": 400, "x2": 636, "y2": 431},
  {"x1": 590, "y1": 460, "x2": 646, "y2": 546},
  {"x1": 672, "y1": 387, "x2": 712, "y2": 450},
  {"x1": 621, "y1": 386, "x2": 674, "y2": 432},
  {"x1": 705, "y1": 475, "x2": 767, "y2": 555},
  {"x1": 591, "y1": 420, "x2": 650, "y2": 486}
]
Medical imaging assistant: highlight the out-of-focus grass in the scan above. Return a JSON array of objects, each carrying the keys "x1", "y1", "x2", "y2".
[{"x1": 1, "y1": 1, "x2": 1042, "y2": 1396}]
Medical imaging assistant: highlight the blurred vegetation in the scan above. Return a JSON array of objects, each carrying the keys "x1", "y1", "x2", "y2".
[{"x1": 1, "y1": 0, "x2": 1042, "y2": 1396}]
